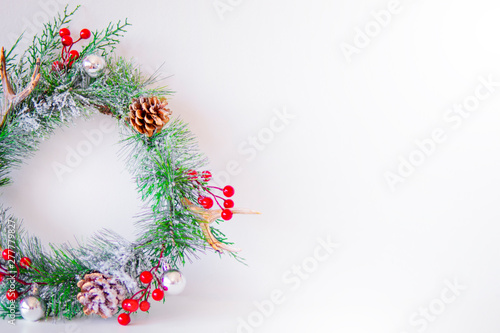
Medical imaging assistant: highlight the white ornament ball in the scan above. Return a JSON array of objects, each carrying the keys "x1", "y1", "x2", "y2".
[
  {"x1": 160, "y1": 269, "x2": 186, "y2": 295},
  {"x1": 81, "y1": 54, "x2": 106, "y2": 77},
  {"x1": 20, "y1": 295, "x2": 46, "y2": 321}
]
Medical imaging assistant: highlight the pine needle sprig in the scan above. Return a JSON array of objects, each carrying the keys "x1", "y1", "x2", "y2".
[
  {"x1": 80, "y1": 19, "x2": 131, "y2": 59},
  {"x1": 23, "y1": 5, "x2": 79, "y2": 78},
  {"x1": 0, "y1": 6, "x2": 246, "y2": 321}
]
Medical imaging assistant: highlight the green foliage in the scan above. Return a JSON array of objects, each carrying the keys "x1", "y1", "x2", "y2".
[
  {"x1": 9, "y1": 6, "x2": 79, "y2": 90},
  {"x1": 79, "y1": 19, "x2": 130, "y2": 59},
  {"x1": 0, "y1": 6, "x2": 239, "y2": 321}
]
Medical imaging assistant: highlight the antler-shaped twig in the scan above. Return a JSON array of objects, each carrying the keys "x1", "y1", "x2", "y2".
[
  {"x1": 0, "y1": 47, "x2": 41, "y2": 127},
  {"x1": 183, "y1": 198, "x2": 260, "y2": 253}
]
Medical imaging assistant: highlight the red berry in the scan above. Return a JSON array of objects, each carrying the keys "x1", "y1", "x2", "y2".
[
  {"x1": 0, "y1": 273, "x2": 4, "y2": 283},
  {"x1": 61, "y1": 35, "x2": 73, "y2": 46},
  {"x1": 59, "y1": 28, "x2": 70, "y2": 37},
  {"x1": 128, "y1": 299, "x2": 139, "y2": 312},
  {"x1": 187, "y1": 170, "x2": 198, "y2": 180},
  {"x1": 223, "y1": 186, "x2": 235, "y2": 197},
  {"x1": 140, "y1": 271, "x2": 153, "y2": 284},
  {"x1": 19, "y1": 257, "x2": 32, "y2": 269},
  {"x1": 122, "y1": 299, "x2": 139, "y2": 312},
  {"x1": 69, "y1": 50, "x2": 79, "y2": 60},
  {"x1": 201, "y1": 197, "x2": 213, "y2": 209},
  {"x1": 221, "y1": 209, "x2": 233, "y2": 221},
  {"x1": 152, "y1": 288, "x2": 164, "y2": 301},
  {"x1": 2, "y1": 249, "x2": 14, "y2": 261},
  {"x1": 198, "y1": 195, "x2": 205, "y2": 204},
  {"x1": 6, "y1": 290, "x2": 19, "y2": 301},
  {"x1": 80, "y1": 28, "x2": 91, "y2": 39},
  {"x1": 121, "y1": 299, "x2": 131, "y2": 311},
  {"x1": 224, "y1": 199, "x2": 234, "y2": 208},
  {"x1": 139, "y1": 300, "x2": 150, "y2": 312},
  {"x1": 201, "y1": 171, "x2": 212, "y2": 181},
  {"x1": 117, "y1": 313, "x2": 131, "y2": 326},
  {"x1": 52, "y1": 61, "x2": 64, "y2": 71}
]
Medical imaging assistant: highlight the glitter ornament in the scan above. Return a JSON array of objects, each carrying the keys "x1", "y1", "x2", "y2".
[
  {"x1": 19, "y1": 284, "x2": 46, "y2": 322},
  {"x1": 160, "y1": 269, "x2": 186, "y2": 295},
  {"x1": 82, "y1": 54, "x2": 106, "y2": 77}
]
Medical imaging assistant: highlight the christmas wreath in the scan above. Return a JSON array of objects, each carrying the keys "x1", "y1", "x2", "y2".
[{"x1": 0, "y1": 6, "x2": 257, "y2": 326}]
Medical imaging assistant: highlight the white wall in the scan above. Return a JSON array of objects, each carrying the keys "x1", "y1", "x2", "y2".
[{"x1": 1, "y1": 1, "x2": 500, "y2": 332}]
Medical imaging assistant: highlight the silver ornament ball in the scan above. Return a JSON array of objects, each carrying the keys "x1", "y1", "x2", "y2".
[
  {"x1": 160, "y1": 269, "x2": 186, "y2": 295},
  {"x1": 82, "y1": 54, "x2": 106, "y2": 77},
  {"x1": 20, "y1": 295, "x2": 46, "y2": 322}
]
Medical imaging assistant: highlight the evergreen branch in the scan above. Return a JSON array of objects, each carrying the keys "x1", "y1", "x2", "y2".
[
  {"x1": 0, "y1": 6, "x2": 247, "y2": 323},
  {"x1": 25, "y1": 5, "x2": 80, "y2": 71},
  {"x1": 3, "y1": 34, "x2": 23, "y2": 72},
  {"x1": 80, "y1": 19, "x2": 131, "y2": 59}
]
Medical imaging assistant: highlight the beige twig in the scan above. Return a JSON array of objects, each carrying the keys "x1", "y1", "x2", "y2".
[
  {"x1": 0, "y1": 47, "x2": 41, "y2": 127},
  {"x1": 182, "y1": 198, "x2": 260, "y2": 253}
]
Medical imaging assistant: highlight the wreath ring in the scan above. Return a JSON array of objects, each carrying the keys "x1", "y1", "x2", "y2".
[{"x1": 0, "y1": 7, "x2": 257, "y2": 325}]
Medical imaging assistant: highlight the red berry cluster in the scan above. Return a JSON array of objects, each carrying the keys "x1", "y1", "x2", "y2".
[
  {"x1": 52, "y1": 28, "x2": 91, "y2": 71},
  {"x1": 187, "y1": 169, "x2": 236, "y2": 220},
  {"x1": 0, "y1": 248, "x2": 38, "y2": 301},
  {"x1": 117, "y1": 249, "x2": 166, "y2": 326}
]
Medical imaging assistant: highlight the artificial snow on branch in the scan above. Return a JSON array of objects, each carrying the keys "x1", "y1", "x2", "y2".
[{"x1": 0, "y1": 5, "x2": 257, "y2": 325}]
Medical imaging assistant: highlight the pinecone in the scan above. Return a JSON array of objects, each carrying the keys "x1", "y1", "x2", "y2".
[
  {"x1": 76, "y1": 272, "x2": 127, "y2": 319},
  {"x1": 128, "y1": 96, "x2": 172, "y2": 137}
]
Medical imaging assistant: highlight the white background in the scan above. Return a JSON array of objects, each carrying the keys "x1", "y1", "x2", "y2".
[{"x1": 1, "y1": 0, "x2": 500, "y2": 332}]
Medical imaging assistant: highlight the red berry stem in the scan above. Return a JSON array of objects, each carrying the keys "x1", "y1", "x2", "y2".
[
  {"x1": 154, "y1": 273, "x2": 161, "y2": 286},
  {"x1": 14, "y1": 262, "x2": 20, "y2": 278},
  {"x1": 196, "y1": 181, "x2": 224, "y2": 200},
  {"x1": 0, "y1": 260, "x2": 46, "y2": 286},
  {"x1": 197, "y1": 183, "x2": 230, "y2": 210},
  {"x1": 142, "y1": 285, "x2": 152, "y2": 301},
  {"x1": 117, "y1": 245, "x2": 167, "y2": 326},
  {"x1": 65, "y1": 45, "x2": 72, "y2": 62},
  {"x1": 210, "y1": 193, "x2": 228, "y2": 202},
  {"x1": 7, "y1": 275, "x2": 28, "y2": 285},
  {"x1": 18, "y1": 288, "x2": 31, "y2": 297},
  {"x1": 207, "y1": 191, "x2": 224, "y2": 210},
  {"x1": 2, "y1": 274, "x2": 40, "y2": 286},
  {"x1": 57, "y1": 28, "x2": 90, "y2": 69},
  {"x1": 213, "y1": 192, "x2": 226, "y2": 199},
  {"x1": 207, "y1": 185, "x2": 223, "y2": 191},
  {"x1": 122, "y1": 244, "x2": 165, "y2": 302},
  {"x1": 151, "y1": 246, "x2": 165, "y2": 271},
  {"x1": 131, "y1": 288, "x2": 147, "y2": 299}
]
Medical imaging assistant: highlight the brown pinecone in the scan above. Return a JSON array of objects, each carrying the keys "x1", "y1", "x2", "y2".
[
  {"x1": 76, "y1": 272, "x2": 127, "y2": 319},
  {"x1": 128, "y1": 96, "x2": 172, "y2": 137}
]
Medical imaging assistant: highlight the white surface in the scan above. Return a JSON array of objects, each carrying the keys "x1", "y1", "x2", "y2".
[{"x1": 1, "y1": 0, "x2": 500, "y2": 332}]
